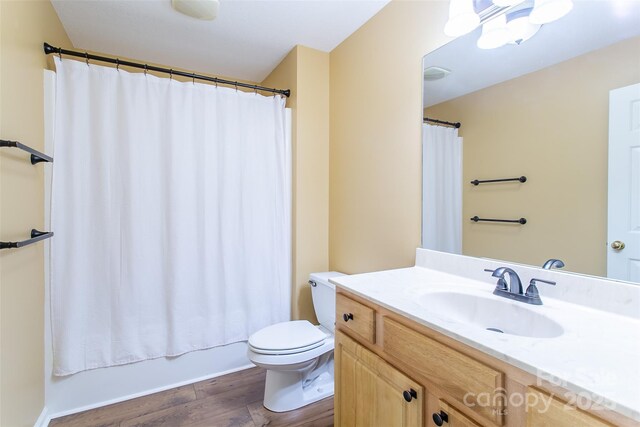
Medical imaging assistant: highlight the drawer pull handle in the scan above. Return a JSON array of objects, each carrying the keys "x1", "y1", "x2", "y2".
[
  {"x1": 402, "y1": 388, "x2": 417, "y2": 402},
  {"x1": 342, "y1": 313, "x2": 354, "y2": 322},
  {"x1": 432, "y1": 411, "x2": 449, "y2": 426}
]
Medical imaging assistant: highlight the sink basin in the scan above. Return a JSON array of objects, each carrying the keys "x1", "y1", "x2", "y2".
[{"x1": 417, "y1": 291, "x2": 564, "y2": 338}]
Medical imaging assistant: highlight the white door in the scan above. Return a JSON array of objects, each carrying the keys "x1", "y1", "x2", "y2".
[{"x1": 608, "y1": 83, "x2": 640, "y2": 281}]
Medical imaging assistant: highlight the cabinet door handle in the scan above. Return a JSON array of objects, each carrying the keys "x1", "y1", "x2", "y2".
[
  {"x1": 342, "y1": 313, "x2": 354, "y2": 322},
  {"x1": 402, "y1": 388, "x2": 417, "y2": 402},
  {"x1": 432, "y1": 411, "x2": 449, "y2": 426}
]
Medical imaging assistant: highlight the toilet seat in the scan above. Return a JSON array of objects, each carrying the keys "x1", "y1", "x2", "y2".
[
  {"x1": 248, "y1": 336, "x2": 335, "y2": 368},
  {"x1": 249, "y1": 340, "x2": 324, "y2": 355},
  {"x1": 248, "y1": 320, "x2": 327, "y2": 355}
]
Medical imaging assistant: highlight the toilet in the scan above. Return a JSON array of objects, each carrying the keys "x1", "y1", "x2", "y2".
[{"x1": 247, "y1": 271, "x2": 345, "y2": 412}]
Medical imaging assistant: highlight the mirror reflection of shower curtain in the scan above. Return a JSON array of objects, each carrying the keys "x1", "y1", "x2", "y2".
[{"x1": 422, "y1": 124, "x2": 462, "y2": 254}]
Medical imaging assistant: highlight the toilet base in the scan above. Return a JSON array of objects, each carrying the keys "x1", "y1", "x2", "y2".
[{"x1": 263, "y1": 367, "x2": 334, "y2": 412}]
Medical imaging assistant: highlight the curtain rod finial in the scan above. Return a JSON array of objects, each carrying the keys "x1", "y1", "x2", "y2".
[{"x1": 43, "y1": 42, "x2": 56, "y2": 55}]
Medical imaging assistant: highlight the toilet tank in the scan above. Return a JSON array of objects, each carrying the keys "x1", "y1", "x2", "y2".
[{"x1": 309, "y1": 271, "x2": 346, "y2": 333}]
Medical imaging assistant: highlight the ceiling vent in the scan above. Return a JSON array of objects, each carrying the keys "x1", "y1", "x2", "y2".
[{"x1": 424, "y1": 66, "x2": 452, "y2": 81}]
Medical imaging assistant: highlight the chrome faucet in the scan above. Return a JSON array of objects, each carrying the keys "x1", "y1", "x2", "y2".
[
  {"x1": 542, "y1": 259, "x2": 565, "y2": 270},
  {"x1": 485, "y1": 267, "x2": 556, "y2": 305}
]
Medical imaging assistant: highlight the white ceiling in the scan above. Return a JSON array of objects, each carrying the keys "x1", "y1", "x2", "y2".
[
  {"x1": 51, "y1": 0, "x2": 390, "y2": 83},
  {"x1": 423, "y1": 1, "x2": 640, "y2": 107}
]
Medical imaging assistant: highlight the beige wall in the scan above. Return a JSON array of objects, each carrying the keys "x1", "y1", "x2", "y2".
[
  {"x1": 262, "y1": 46, "x2": 330, "y2": 321},
  {"x1": 0, "y1": 1, "x2": 72, "y2": 426},
  {"x1": 426, "y1": 37, "x2": 640, "y2": 277},
  {"x1": 329, "y1": 0, "x2": 449, "y2": 274}
]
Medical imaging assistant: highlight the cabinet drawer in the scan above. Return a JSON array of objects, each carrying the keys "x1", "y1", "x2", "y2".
[
  {"x1": 383, "y1": 317, "x2": 504, "y2": 425},
  {"x1": 526, "y1": 387, "x2": 613, "y2": 427},
  {"x1": 434, "y1": 400, "x2": 482, "y2": 427},
  {"x1": 336, "y1": 293, "x2": 375, "y2": 344}
]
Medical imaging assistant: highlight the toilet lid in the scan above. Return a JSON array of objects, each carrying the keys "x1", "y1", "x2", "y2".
[{"x1": 248, "y1": 320, "x2": 327, "y2": 352}]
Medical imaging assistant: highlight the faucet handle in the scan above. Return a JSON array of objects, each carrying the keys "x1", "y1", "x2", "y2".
[
  {"x1": 484, "y1": 268, "x2": 508, "y2": 291},
  {"x1": 525, "y1": 278, "x2": 556, "y2": 303},
  {"x1": 530, "y1": 278, "x2": 556, "y2": 287}
]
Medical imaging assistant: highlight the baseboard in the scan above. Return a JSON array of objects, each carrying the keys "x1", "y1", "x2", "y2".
[
  {"x1": 34, "y1": 406, "x2": 50, "y2": 427},
  {"x1": 46, "y1": 363, "x2": 255, "y2": 422}
]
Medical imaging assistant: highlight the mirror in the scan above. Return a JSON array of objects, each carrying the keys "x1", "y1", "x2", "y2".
[{"x1": 421, "y1": 0, "x2": 640, "y2": 283}]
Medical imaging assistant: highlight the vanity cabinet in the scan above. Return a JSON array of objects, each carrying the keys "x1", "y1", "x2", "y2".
[{"x1": 334, "y1": 290, "x2": 633, "y2": 427}]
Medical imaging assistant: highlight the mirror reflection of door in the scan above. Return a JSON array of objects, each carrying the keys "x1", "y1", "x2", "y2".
[{"x1": 608, "y1": 83, "x2": 640, "y2": 282}]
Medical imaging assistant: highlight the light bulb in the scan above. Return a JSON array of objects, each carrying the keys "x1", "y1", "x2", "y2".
[
  {"x1": 529, "y1": 0, "x2": 573, "y2": 24},
  {"x1": 444, "y1": 0, "x2": 480, "y2": 37},
  {"x1": 477, "y1": 14, "x2": 511, "y2": 49},
  {"x1": 506, "y1": 8, "x2": 541, "y2": 45}
]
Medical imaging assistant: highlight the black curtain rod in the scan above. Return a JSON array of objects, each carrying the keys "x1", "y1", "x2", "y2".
[
  {"x1": 43, "y1": 42, "x2": 291, "y2": 98},
  {"x1": 424, "y1": 117, "x2": 461, "y2": 128}
]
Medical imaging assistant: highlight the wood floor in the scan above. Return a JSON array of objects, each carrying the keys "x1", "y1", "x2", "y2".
[{"x1": 49, "y1": 367, "x2": 334, "y2": 427}]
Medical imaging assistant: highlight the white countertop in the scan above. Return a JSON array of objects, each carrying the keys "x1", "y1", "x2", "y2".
[{"x1": 331, "y1": 266, "x2": 640, "y2": 422}]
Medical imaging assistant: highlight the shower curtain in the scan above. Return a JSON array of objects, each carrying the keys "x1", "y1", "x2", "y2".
[
  {"x1": 50, "y1": 57, "x2": 291, "y2": 376},
  {"x1": 422, "y1": 123, "x2": 462, "y2": 254}
]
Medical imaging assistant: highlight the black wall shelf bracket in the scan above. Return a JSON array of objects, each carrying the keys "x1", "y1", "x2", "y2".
[
  {"x1": 1, "y1": 139, "x2": 53, "y2": 164},
  {"x1": 471, "y1": 176, "x2": 526, "y2": 186},
  {"x1": 1, "y1": 229, "x2": 54, "y2": 250},
  {"x1": 471, "y1": 216, "x2": 527, "y2": 225}
]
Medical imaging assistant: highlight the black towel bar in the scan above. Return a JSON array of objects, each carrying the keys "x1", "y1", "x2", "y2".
[
  {"x1": 0, "y1": 139, "x2": 53, "y2": 164},
  {"x1": 471, "y1": 176, "x2": 526, "y2": 186},
  {"x1": 0, "y1": 229, "x2": 54, "y2": 250},
  {"x1": 471, "y1": 216, "x2": 527, "y2": 225}
]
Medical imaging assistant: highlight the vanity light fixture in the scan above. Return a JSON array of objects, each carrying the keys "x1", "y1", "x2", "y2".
[
  {"x1": 171, "y1": 0, "x2": 219, "y2": 20},
  {"x1": 453, "y1": 0, "x2": 573, "y2": 49},
  {"x1": 444, "y1": 0, "x2": 481, "y2": 37},
  {"x1": 529, "y1": 0, "x2": 573, "y2": 24}
]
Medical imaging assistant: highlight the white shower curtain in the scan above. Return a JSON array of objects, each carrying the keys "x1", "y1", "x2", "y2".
[
  {"x1": 50, "y1": 57, "x2": 291, "y2": 376},
  {"x1": 422, "y1": 124, "x2": 462, "y2": 254}
]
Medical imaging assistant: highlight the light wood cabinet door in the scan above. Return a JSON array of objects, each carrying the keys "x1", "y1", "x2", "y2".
[{"x1": 335, "y1": 331, "x2": 423, "y2": 427}]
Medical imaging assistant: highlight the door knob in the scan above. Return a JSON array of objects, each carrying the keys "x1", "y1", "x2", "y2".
[
  {"x1": 342, "y1": 313, "x2": 353, "y2": 322},
  {"x1": 611, "y1": 240, "x2": 626, "y2": 250}
]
